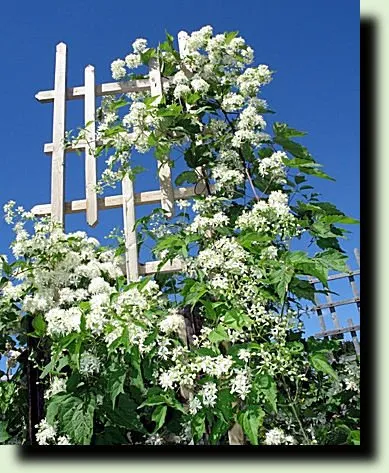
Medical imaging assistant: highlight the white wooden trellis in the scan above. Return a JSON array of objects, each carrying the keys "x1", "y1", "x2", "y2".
[{"x1": 32, "y1": 33, "x2": 212, "y2": 282}]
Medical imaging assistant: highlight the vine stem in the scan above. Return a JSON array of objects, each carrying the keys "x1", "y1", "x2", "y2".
[{"x1": 281, "y1": 374, "x2": 310, "y2": 444}]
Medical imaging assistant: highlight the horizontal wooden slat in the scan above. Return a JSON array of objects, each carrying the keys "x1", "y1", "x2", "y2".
[
  {"x1": 139, "y1": 259, "x2": 183, "y2": 275},
  {"x1": 44, "y1": 141, "x2": 88, "y2": 154},
  {"x1": 118, "y1": 259, "x2": 183, "y2": 276},
  {"x1": 308, "y1": 270, "x2": 360, "y2": 284},
  {"x1": 35, "y1": 78, "x2": 169, "y2": 103},
  {"x1": 315, "y1": 324, "x2": 360, "y2": 338},
  {"x1": 31, "y1": 184, "x2": 211, "y2": 216},
  {"x1": 310, "y1": 297, "x2": 360, "y2": 312}
]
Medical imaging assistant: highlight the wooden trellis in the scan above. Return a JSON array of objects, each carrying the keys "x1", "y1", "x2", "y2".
[
  {"x1": 31, "y1": 33, "x2": 209, "y2": 283},
  {"x1": 309, "y1": 247, "x2": 360, "y2": 358}
]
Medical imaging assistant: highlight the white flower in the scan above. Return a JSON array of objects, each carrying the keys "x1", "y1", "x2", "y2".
[
  {"x1": 111, "y1": 59, "x2": 126, "y2": 80},
  {"x1": 35, "y1": 419, "x2": 57, "y2": 445},
  {"x1": 264, "y1": 428, "x2": 296, "y2": 445},
  {"x1": 125, "y1": 53, "x2": 142, "y2": 69},
  {"x1": 44, "y1": 377, "x2": 67, "y2": 399},
  {"x1": 191, "y1": 77, "x2": 209, "y2": 93},
  {"x1": 189, "y1": 397, "x2": 202, "y2": 415},
  {"x1": 159, "y1": 309, "x2": 185, "y2": 335},
  {"x1": 79, "y1": 352, "x2": 100, "y2": 376},
  {"x1": 176, "y1": 199, "x2": 191, "y2": 209},
  {"x1": 230, "y1": 368, "x2": 251, "y2": 400},
  {"x1": 88, "y1": 277, "x2": 112, "y2": 295},
  {"x1": 174, "y1": 83, "x2": 191, "y2": 99},
  {"x1": 222, "y1": 93, "x2": 245, "y2": 112},
  {"x1": 45, "y1": 307, "x2": 81, "y2": 337},
  {"x1": 258, "y1": 151, "x2": 286, "y2": 183},
  {"x1": 132, "y1": 38, "x2": 148, "y2": 54},
  {"x1": 57, "y1": 435, "x2": 72, "y2": 445},
  {"x1": 199, "y1": 382, "x2": 218, "y2": 407},
  {"x1": 238, "y1": 349, "x2": 251, "y2": 363}
]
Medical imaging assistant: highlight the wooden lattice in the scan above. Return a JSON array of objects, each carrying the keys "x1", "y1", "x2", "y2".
[
  {"x1": 309, "y1": 247, "x2": 360, "y2": 357},
  {"x1": 31, "y1": 33, "x2": 209, "y2": 283}
]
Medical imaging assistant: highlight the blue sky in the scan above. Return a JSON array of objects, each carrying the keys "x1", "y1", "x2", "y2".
[{"x1": 0, "y1": 1, "x2": 359, "y2": 334}]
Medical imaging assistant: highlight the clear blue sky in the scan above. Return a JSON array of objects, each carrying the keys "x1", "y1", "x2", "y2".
[{"x1": 0, "y1": 1, "x2": 359, "y2": 286}]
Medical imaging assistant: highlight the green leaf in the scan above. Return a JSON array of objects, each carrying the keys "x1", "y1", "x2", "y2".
[
  {"x1": 105, "y1": 394, "x2": 146, "y2": 433},
  {"x1": 273, "y1": 122, "x2": 307, "y2": 138},
  {"x1": 61, "y1": 396, "x2": 96, "y2": 445},
  {"x1": 348, "y1": 430, "x2": 360, "y2": 445},
  {"x1": 32, "y1": 314, "x2": 46, "y2": 335},
  {"x1": 309, "y1": 352, "x2": 338, "y2": 380},
  {"x1": 254, "y1": 374, "x2": 277, "y2": 413},
  {"x1": 66, "y1": 372, "x2": 81, "y2": 392},
  {"x1": 216, "y1": 389, "x2": 235, "y2": 423},
  {"x1": 95, "y1": 426, "x2": 127, "y2": 445},
  {"x1": 175, "y1": 170, "x2": 198, "y2": 186},
  {"x1": 0, "y1": 421, "x2": 10, "y2": 443},
  {"x1": 152, "y1": 405, "x2": 167, "y2": 433},
  {"x1": 191, "y1": 412, "x2": 206, "y2": 443},
  {"x1": 314, "y1": 249, "x2": 349, "y2": 273},
  {"x1": 237, "y1": 406, "x2": 265, "y2": 445},
  {"x1": 209, "y1": 417, "x2": 229, "y2": 444},
  {"x1": 208, "y1": 325, "x2": 229, "y2": 344},
  {"x1": 107, "y1": 367, "x2": 126, "y2": 408}
]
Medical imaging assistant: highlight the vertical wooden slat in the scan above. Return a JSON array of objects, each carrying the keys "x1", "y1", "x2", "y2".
[
  {"x1": 51, "y1": 42, "x2": 67, "y2": 226},
  {"x1": 149, "y1": 57, "x2": 174, "y2": 218},
  {"x1": 310, "y1": 278, "x2": 328, "y2": 335},
  {"x1": 354, "y1": 248, "x2": 360, "y2": 267},
  {"x1": 84, "y1": 64, "x2": 98, "y2": 227},
  {"x1": 347, "y1": 318, "x2": 360, "y2": 357},
  {"x1": 122, "y1": 175, "x2": 139, "y2": 282},
  {"x1": 325, "y1": 290, "x2": 344, "y2": 343},
  {"x1": 347, "y1": 264, "x2": 360, "y2": 312}
]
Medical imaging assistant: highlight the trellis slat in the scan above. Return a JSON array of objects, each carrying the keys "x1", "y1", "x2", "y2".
[
  {"x1": 121, "y1": 175, "x2": 139, "y2": 281},
  {"x1": 84, "y1": 65, "x2": 98, "y2": 227},
  {"x1": 149, "y1": 57, "x2": 175, "y2": 218},
  {"x1": 347, "y1": 318, "x2": 361, "y2": 357},
  {"x1": 50, "y1": 42, "x2": 67, "y2": 225},
  {"x1": 35, "y1": 78, "x2": 163, "y2": 102}
]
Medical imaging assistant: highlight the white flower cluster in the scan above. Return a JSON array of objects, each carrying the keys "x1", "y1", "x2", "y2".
[
  {"x1": 263, "y1": 427, "x2": 296, "y2": 445},
  {"x1": 35, "y1": 419, "x2": 72, "y2": 445},
  {"x1": 44, "y1": 376, "x2": 67, "y2": 399},
  {"x1": 79, "y1": 352, "x2": 101, "y2": 376},
  {"x1": 230, "y1": 368, "x2": 252, "y2": 400},
  {"x1": 159, "y1": 308, "x2": 185, "y2": 335},
  {"x1": 237, "y1": 65, "x2": 273, "y2": 97},
  {"x1": 257, "y1": 151, "x2": 287, "y2": 183},
  {"x1": 236, "y1": 191, "x2": 298, "y2": 238}
]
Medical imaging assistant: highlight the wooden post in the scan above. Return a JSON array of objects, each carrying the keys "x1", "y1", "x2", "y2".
[
  {"x1": 50, "y1": 42, "x2": 67, "y2": 226},
  {"x1": 122, "y1": 175, "x2": 139, "y2": 281},
  {"x1": 84, "y1": 65, "x2": 98, "y2": 227},
  {"x1": 149, "y1": 57, "x2": 174, "y2": 218}
]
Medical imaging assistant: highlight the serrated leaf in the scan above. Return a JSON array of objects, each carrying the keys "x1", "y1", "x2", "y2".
[{"x1": 61, "y1": 396, "x2": 95, "y2": 445}]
